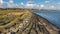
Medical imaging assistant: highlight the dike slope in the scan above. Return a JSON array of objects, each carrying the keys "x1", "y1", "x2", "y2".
[{"x1": 0, "y1": 9, "x2": 59, "y2": 34}]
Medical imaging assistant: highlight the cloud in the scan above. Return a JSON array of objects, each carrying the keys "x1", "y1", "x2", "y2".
[
  {"x1": 57, "y1": 2, "x2": 60, "y2": 5},
  {"x1": 5, "y1": 0, "x2": 19, "y2": 8},
  {"x1": 3, "y1": 0, "x2": 14, "y2": 8},
  {"x1": 0, "y1": 0, "x2": 3, "y2": 4},
  {"x1": 26, "y1": 4, "x2": 34, "y2": 7},
  {"x1": 0, "y1": 0, "x2": 60, "y2": 10},
  {"x1": 50, "y1": 5, "x2": 55, "y2": 8},
  {"x1": 9, "y1": 0, "x2": 13, "y2": 3},
  {"x1": 0, "y1": 0, "x2": 17, "y2": 8},
  {"x1": 40, "y1": 4, "x2": 44, "y2": 8},
  {"x1": 21, "y1": 2, "x2": 24, "y2": 5},
  {"x1": 25, "y1": 3, "x2": 39, "y2": 9},
  {"x1": 45, "y1": 1, "x2": 50, "y2": 3}
]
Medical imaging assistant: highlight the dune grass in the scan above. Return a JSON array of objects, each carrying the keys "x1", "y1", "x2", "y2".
[{"x1": 0, "y1": 9, "x2": 32, "y2": 31}]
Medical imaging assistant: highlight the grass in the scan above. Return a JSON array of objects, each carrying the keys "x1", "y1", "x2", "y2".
[{"x1": 0, "y1": 9, "x2": 32, "y2": 31}]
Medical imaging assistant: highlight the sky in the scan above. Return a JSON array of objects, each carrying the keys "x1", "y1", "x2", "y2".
[
  {"x1": 3, "y1": 0, "x2": 60, "y2": 4},
  {"x1": 0, "y1": 0, "x2": 60, "y2": 10}
]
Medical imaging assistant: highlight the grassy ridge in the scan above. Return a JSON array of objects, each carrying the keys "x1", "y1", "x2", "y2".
[{"x1": 0, "y1": 9, "x2": 32, "y2": 31}]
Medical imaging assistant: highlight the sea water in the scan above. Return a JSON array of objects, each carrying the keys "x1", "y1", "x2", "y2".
[{"x1": 34, "y1": 11, "x2": 60, "y2": 28}]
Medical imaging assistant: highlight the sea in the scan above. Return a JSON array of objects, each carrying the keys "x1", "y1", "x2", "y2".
[{"x1": 34, "y1": 11, "x2": 60, "y2": 28}]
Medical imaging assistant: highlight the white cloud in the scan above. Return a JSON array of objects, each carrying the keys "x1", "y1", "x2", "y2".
[
  {"x1": 26, "y1": 4, "x2": 34, "y2": 7},
  {"x1": 9, "y1": 0, "x2": 13, "y2": 3},
  {"x1": 0, "y1": 0, "x2": 3, "y2": 4},
  {"x1": 40, "y1": 4, "x2": 44, "y2": 8},
  {"x1": 50, "y1": 6, "x2": 55, "y2": 8},
  {"x1": 57, "y1": 2, "x2": 60, "y2": 5},
  {"x1": 45, "y1": 1, "x2": 50, "y2": 3},
  {"x1": 0, "y1": 0, "x2": 16, "y2": 8},
  {"x1": 0, "y1": 0, "x2": 60, "y2": 10},
  {"x1": 21, "y1": 2, "x2": 24, "y2": 5}
]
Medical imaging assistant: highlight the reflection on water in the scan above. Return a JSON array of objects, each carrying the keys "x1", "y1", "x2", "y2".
[{"x1": 34, "y1": 11, "x2": 60, "y2": 28}]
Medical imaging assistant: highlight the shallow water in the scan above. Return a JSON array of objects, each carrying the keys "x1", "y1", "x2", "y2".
[{"x1": 34, "y1": 11, "x2": 60, "y2": 28}]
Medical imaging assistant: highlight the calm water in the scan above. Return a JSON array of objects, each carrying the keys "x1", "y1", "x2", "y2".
[{"x1": 34, "y1": 11, "x2": 60, "y2": 28}]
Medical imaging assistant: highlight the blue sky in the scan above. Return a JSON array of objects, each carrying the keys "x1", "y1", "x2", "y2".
[
  {"x1": 3, "y1": 0, "x2": 60, "y2": 4},
  {"x1": 0, "y1": 0, "x2": 60, "y2": 9}
]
